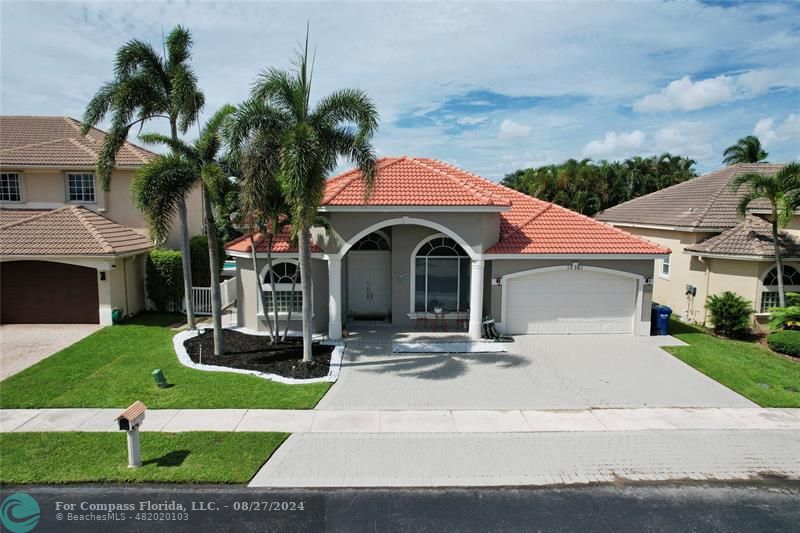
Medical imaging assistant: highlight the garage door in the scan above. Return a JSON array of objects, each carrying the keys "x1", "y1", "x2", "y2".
[
  {"x1": 505, "y1": 268, "x2": 637, "y2": 334},
  {"x1": 0, "y1": 261, "x2": 99, "y2": 324}
]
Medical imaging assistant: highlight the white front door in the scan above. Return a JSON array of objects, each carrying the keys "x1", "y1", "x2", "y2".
[
  {"x1": 505, "y1": 268, "x2": 637, "y2": 334},
  {"x1": 347, "y1": 252, "x2": 391, "y2": 316}
]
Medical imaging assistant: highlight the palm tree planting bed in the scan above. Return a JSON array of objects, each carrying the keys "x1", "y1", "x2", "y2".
[{"x1": 183, "y1": 330, "x2": 333, "y2": 379}]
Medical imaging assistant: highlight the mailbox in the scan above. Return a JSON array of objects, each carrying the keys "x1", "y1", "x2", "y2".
[{"x1": 115, "y1": 401, "x2": 147, "y2": 467}]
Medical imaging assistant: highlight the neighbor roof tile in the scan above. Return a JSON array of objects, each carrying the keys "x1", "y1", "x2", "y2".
[{"x1": 685, "y1": 215, "x2": 800, "y2": 258}]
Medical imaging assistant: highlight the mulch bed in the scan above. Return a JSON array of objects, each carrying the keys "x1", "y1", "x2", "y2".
[{"x1": 184, "y1": 329, "x2": 333, "y2": 379}]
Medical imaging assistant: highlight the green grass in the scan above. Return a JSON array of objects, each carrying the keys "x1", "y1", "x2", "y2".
[
  {"x1": 0, "y1": 313, "x2": 330, "y2": 409},
  {"x1": 0, "y1": 432, "x2": 287, "y2": 484},
  {"x1": 664, "y1": 319, "x2": 800, "y2": 407}
]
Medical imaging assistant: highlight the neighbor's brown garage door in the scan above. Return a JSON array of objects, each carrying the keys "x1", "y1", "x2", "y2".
[{"x1": 0, "y1": 261, "x2": 99, "y2": 324}]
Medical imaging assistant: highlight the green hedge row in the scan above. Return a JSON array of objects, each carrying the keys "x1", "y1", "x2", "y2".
[
  {"x1": 767, "y1": 330, "x2": 800, "y2": 357},
  {"x1": 146, "y1": 250, "x2": 184, "y2": 311}
]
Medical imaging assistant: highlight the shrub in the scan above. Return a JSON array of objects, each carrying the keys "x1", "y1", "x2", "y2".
[
  {"x1": 706, "y1": 291, "x2": 752, "y2": 338},
  {"x1": 767, "y1": 330, "x2": 800, "y2": 357},
  {"x1": 189, "y1": 234, "x2": 225, "y2": 287},
  {"x1": 146, "y1": 250, "x2": 184, "y2": 311}
]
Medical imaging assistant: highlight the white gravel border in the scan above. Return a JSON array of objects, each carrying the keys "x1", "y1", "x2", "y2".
[{"x1": 172, "y1": 327, "x2": 343, "y2": 384}]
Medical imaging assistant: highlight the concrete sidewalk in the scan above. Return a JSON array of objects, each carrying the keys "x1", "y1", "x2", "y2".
[{"x1": 2, "y1": 407, "x2": 799, "y2": 433}]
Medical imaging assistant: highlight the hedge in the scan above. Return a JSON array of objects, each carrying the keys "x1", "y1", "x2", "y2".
[
  {"x1": 767, "y1": 330, "x2": 800, "y2": 357},
  {"x1": 189, "y1": 234, "x2": 225, "y2": 287},
  {"x1": 146, "y1": 250, "x2": 184, "y2": 311}
]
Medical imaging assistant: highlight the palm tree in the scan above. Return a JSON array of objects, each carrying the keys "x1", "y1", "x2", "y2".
[
  {"x1": 82, "y1": 25, "x2": 205, "y2": 329},
  {"x1": 227, "y1": 31, "x2": 378, "y2": 361},
  {"x1": 132, "y1": 105, "x2": 236, "y2": 355},
  {"x1": 723, "y1": 135, "x2": 768, "y2": 165},
  {"x1": 733, "y1": 163, "x2": 800, "y2": 308}
]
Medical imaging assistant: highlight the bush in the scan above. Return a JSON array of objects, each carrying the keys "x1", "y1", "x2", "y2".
[
  {"x1": 767, "y1": 330, "x2": 800, "y2": 357},
  {"x1": 189, "y1": 234, "x2": 225, "y2": 287},
  {"x1": 146, "y1": 250, "x2": 184, "y2": 311},
  {"x1": 706, "y1": 291, "x2": 752, "y2": 338}
]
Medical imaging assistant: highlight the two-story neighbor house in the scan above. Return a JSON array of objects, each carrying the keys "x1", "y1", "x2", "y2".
[
  {"x1": 225, "y1": 156, "x2": 669, "y2": 339},
  {"x1": 596, "y1": 163, "x2": 798, "y2": 327},
  {"x1": 0, "y1": 116, "x2": 203, "y2": 324}
]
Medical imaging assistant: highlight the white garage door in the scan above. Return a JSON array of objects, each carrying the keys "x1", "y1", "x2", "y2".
[{"x1": 505, "y1": 268, "x2": 638, "y2": 334}]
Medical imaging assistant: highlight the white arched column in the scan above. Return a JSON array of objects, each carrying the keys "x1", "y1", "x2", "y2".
[
  {"x1": 327, "y1": 256, "x2": 342, "y2": 340},
  {"x1": 468, "y1": 259, "x2": 485, "y2": 340}
]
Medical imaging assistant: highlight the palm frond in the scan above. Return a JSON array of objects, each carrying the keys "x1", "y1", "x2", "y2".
[
  {"x1": 81, "y1": 81, "x2": 119, "y2": 133},
  {"x1": 165, "y1": 25, "x2": 192, "y2": 66}
]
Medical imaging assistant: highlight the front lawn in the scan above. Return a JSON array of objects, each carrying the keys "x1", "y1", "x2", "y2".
[
  {"x1": 0, "y1": 313, "x2": 330, "y2": 409},
  {"x1": 664, "y1": 319, "x2": 800, "y2": 407},
  {"x1": 0, "y1": 432, "x2": 286, "y2": 484}
]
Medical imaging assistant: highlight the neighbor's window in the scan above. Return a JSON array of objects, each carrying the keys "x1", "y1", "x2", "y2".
[
  {"x1": 414, "y1": 236, "x2": 471, "y2": 313},
  {"x1": 261, "y1": 261, "x2": 302, "y2": 314},
  {"x1": 66, "y1": 173, "x2": 96, "y2": 202},
  {"x1": 0, "y1": 172, "x2": 22, "y2": 202},
  {"x1": 760, "y1": 265, "x2": 800, "y2": 313},
  {"x1": 660, "y1": 255, "x2": 671, "y2": 278}
]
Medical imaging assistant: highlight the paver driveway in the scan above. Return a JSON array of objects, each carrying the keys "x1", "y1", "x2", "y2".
[
  {"x1": 316, "y1": 334, "x2": 755, "y2": 410},
  {"x1": 0, "y1": 324, "x2": 100, "y2": 380}
]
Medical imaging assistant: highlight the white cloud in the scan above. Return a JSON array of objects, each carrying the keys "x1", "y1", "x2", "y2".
[
  {"x1": 457, "y1": 116, "x2": 488, "y2": 126},
  {"x1": 498, "y1": 119, "x2": 531, "y2": 140},
  {"x1": 582, "y1": 130, "x2": 646, "y2": 158},
  {"x1": 633, "y1": 68, "x2": 799, "y2": 113},
  {"x1": 652, "y1": 121, "x2": 713, "y2": 160},
  {"x1": 754, "y1": 114, "x2": 800, "y2": 147}
]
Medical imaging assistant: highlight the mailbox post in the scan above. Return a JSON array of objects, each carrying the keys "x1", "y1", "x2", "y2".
[{"x1": 115, "y1": 401, "x2": 147, "y2": 468}]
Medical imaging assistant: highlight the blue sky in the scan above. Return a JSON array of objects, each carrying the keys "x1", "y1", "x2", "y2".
[{"x1": 1, "y1": 0, "x2": 798, "y2": 179}]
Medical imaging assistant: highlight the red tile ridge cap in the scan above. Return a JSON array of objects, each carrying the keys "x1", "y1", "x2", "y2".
[
  {"x1": 500, "y1": 202, "x2": 554, "y2": 240},
  {"x1": 412, "y1": 158, "x2": 511, "y2": 206},
  {"x1": 323, "y1": 157, "x2": 406, "y2": 204}
]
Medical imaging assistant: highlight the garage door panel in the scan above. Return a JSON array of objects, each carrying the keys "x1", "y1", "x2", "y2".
[
  {"x1": 0, "y1": 261, "x2": 99, "y2": 324},
  {"x1": 505, "y1": 269, "x2": 636, "y2": 335}
]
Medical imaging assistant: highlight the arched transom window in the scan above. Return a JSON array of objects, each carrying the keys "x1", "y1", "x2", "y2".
[
  {"x1": 352, "y1": 231, "x2": 390, "y2": 251},
  {"x1": 414, "y1": 236, "x2": 470, "y2": 313},
  {"x1": 760, "y1": 265, "x2": 800, "y2": 312},
  {"x1": 260, "y1": 261, "x2": 302, "y2": 313}
]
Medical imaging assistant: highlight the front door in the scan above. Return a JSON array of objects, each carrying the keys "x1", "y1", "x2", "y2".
[{"x1": 347, "y1": 252, "x2": 391, "y2": 318}]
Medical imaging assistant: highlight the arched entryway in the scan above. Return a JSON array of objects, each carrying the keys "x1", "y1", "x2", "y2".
[{"x1": 347, "y1": 231, "x2": 392, "y2": 320}]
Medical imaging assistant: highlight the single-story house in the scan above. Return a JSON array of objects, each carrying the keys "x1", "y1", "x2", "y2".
[
  {"x1": 225, "y1": 156, "x2": 669, "y2": 339},
  {"x1": 595, "y1": 163, "x2": 797, "y2": 326}
]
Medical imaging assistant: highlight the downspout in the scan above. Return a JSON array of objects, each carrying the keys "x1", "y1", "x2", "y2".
[{"x1": 123, "y1": 257, "x2": 130, "y2": 317}]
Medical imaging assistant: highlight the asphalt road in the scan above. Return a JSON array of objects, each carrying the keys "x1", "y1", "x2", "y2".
[{"x1": 2, "y1": 482, "x2": 798, "y2": 532}]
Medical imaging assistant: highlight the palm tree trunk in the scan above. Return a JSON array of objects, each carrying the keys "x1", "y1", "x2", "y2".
[
  {"x1": 298, "y1": 228, "x2": 313, "y2": 362},
  {"x1": 177, "y1": 197, "x2": 196, "y2": 329},
  {"x1": 266, "y1": 232, "x2": 279, "y2": 345},
  {"x1": 772, "y1": 212, "x2": 786, "y2": 308},
  {"x1": 203, "y1": 186, "x2": 224, "y2": 355},
  {"x1": 170, "y1": 118, "x2": 195, "y2": 329},
  {"x1": 250, "y1": 235, "x2": 275, "y2": 341}
]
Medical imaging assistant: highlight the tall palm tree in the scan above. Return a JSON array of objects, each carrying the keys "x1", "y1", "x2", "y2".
[
  {"x1": 723, "y1": 135, "x2": 768, "y2": 165},
  {"x1": 733, "y1": 163, "x2": 800, "y2": 308},
  {"x1": 132, "y1": 105, "x2": 236, "y2": 355},
  {"x1": 227, "y1": 31, "x2": 378, "y2": 362},
  {"x1": 82, "y1": 25, "x2": 205, "y2": 329}
]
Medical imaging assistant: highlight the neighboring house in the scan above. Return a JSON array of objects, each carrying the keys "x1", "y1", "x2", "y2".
[
  {"x1": 596, "y1": 163, "x2": 796, "y2": 327},
  {"x1": 225, "y1": 156, "x2": 668, "y2": 339},
  {"x1": 0, "y1": 115, "x2": 203, "y2": 324}
]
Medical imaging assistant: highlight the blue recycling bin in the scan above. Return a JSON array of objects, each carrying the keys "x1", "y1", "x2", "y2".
[{"x1": 651, "y1": 304, "x2": 672, "y2": 336}]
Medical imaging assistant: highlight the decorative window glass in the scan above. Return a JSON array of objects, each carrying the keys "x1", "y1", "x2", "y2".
[
  {"x1": 261, "y1": 262, "x2": 302, "y2": 313},
  {"x1": 660, "y1": 255, "x2": 670, "y2": 278},
  {"x1": 67, "y1": 173, "x2": 95, "y2": 202},
  {"x1": 0, "y1": 173, "x2": 21, "y2": 202},
  {"x1": 413, "y1": 236, "x2": 471, "y2": 313},
  {"x1": 352, "y1": 232, "x2": 390, "y2": 251},
  {"x1": 760, "y1": 265, "x2": 800, "y2": 312}
]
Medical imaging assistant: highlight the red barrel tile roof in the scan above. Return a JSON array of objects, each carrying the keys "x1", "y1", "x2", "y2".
[{"x1": 225, "y1": 223, "x2": 321, "y2": 254}]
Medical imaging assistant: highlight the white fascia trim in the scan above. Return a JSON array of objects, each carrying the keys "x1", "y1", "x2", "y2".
[
  {"x1": 603, "y1": 221, "x2": 728, "y2": 233},
  {"x1": 483, "y1": 253, "x2": 667, "y2": 260},
  {"x1": 684, "y1": 251, "x2": 800, "y2": 262},
  {"x1": 318, "y1": 205, "x2": 509, "y2": 213},
  {"x1": 225, "y1": 250, "x2": 326, "y2": 260}
]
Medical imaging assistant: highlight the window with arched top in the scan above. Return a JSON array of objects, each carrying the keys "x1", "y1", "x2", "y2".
[
  {"x1": 760, "y1": 265, "x2": 800, "y2": 312},
  {"x1": 260, "y1": 261, "x2": 302, "y2": 314},
  {"x1": 352, "y1": 231, "x2": 390, "y2": 251},
  {"x1": 413, "y1": 235, "x2": 471, "y2": 313}
]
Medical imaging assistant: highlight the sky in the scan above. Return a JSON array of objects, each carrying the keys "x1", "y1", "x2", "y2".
[{"x1": 1, "y1": 0, "x2": 799, "y2": 180}]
